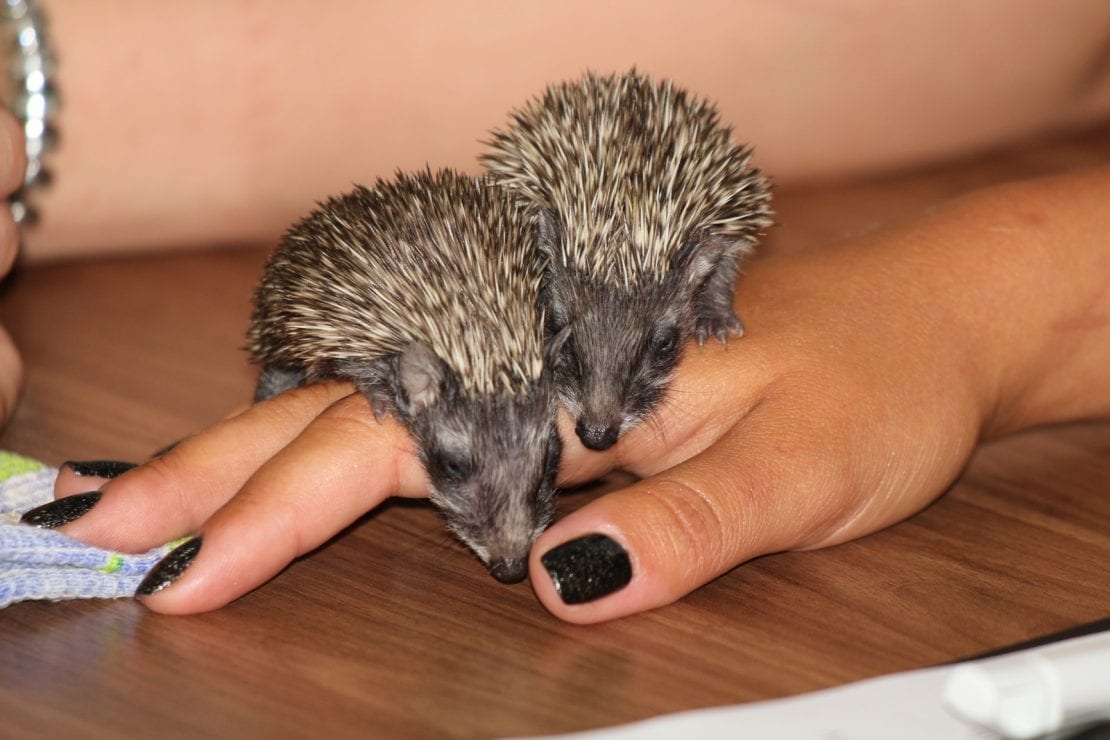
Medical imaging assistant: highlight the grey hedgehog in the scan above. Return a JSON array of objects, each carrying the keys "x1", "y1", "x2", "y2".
[
  {"x1": 482, "y1": 70, "x2": 773, "y2": 451},
  {"x1": 247, "y1": 169, "x2": 562, "y2": 584}
]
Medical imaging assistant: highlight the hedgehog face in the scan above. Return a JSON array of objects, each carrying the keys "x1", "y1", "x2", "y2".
[
  {"x1": 394, "y1": 343, "x2": 561, "y2": 584},
  {"x1": 538, "y1": 211, "x2": 751, "y2": 451},
  {"x1": 544, "y1": 270, "x2": 689, "y2": 452}
]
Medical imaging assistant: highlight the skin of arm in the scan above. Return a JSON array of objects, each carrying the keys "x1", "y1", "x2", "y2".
[
  {"x1": 21, "y1": 0, "x2": 1110, "y2": 259},
  {"x1": 52, "y1": 164, "x2": 1110, "y2": 620}
]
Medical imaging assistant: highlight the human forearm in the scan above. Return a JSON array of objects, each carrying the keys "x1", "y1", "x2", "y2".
[
  {"x1": 25, "y1": 0, "x2": 1110, "y2": 259},
  {"x1": 759, "y1": 165, "x2": 1110, "y2": 447},
  {"x1": 910, "y1": 166, "x2": 1110, "y2": 435}
]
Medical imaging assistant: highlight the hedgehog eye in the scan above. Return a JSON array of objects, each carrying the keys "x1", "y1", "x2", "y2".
[
  {"x1": 649, "y1": 325, "x2": 680, "y2": 357},
  {"x1": 554, "y1": 337, "x2": 583, "y2": 379},
  {"x1": 435, "y1": 449, "x2": 474, "y2": 481},
  {"x1": 546, "y1": 310, "x2": 569, "y2": 337}
]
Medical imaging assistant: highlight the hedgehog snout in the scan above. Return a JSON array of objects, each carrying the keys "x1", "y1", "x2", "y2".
[
  {"x1": 489, "y1": 556, "x2": 529, "y2": 584},
  {"x1": 575, "y1": 418, "x2": 621, "y2": 451}
]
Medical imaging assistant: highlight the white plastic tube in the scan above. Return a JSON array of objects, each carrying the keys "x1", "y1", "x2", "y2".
[{"x1": 943, "y1": 631, "x2": 1110, "y2": 739}]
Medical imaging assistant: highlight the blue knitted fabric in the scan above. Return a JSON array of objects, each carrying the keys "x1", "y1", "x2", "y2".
[{"x1": 0, "y1": 451, "x2": 174, "y2": 608}]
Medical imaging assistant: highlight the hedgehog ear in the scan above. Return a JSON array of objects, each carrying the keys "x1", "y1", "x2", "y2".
[
  {"x1": 397, "y1": 343, "x2": 452, "y2": 415},
  {"x1": 544, "y1": 324, "x2": 573, "y2": 367},
  {"x1": 534, "y1": 208, "x2": 564, "y2": 266},
  {"x1": 336, "y1": 358, "x2": 399, "y2": 419},
  {"x1": 677, "y1": 232, "x2": 749, "y2": 289},
  {"x1": 536, "y1": 208, "x2": 575, "y2": 330}
]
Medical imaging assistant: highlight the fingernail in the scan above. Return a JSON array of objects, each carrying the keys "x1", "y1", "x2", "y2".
[
  {"x1": 62, "y1": 460, "x2": 137, "y2": 478},
  {"x1": 136, "y1": 537, "x2": 202, "y2": 596},
  {"x1": 540, "y1": 533, "x2": 632, "y2": 605},
  {"x1": 21, "y1": 491, "x2": 102, "y2": 528}
]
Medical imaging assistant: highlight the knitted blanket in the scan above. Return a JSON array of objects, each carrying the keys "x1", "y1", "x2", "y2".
[{"x1": 0, "y1": 451, "x2": 175, "y2": 608}]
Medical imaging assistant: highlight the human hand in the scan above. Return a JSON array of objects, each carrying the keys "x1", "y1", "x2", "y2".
[
  {"x1": 43, "y1": 169, "x2": 1110, "y2": 620},
  {"x1": 0, "y1": 111, "x2": 27, "y2": 424},
  {"x1": 524, "y1": 168, "x2": 1110, "y2": 623}
]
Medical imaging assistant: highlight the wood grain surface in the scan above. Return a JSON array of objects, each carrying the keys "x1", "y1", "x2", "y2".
[{"x1": 1, "y1": 126, "x2": 1109, "y2": 739}]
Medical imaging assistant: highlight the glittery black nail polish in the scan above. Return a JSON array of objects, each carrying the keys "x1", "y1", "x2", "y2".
[
  {"x1": 540, "y1": 534, "x2": 632, "y2": 605},
  {"x1": 136, "y1": 537, "x2": 202, "y2": 596},
  {"x1": 21, "y1": 491, "x2": 103, "y2": 528},
  {"x1": 61, "y1": 460, "x2": 137, "y2": 479}
]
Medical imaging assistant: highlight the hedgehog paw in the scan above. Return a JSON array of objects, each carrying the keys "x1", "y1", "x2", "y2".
[{"x1": 695, "y1": 313, "x2": 744, "y2": 346}]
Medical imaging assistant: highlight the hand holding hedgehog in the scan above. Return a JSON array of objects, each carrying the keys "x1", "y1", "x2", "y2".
[
  {"x1": 48, "y1": 163, "x2": 1110, "y2": 620},
  {"x1": 41, "y1": 55, "x2": 1110, "y2": 622}
]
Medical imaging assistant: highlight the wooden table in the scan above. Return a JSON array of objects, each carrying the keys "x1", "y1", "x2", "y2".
[{"x1": 2, "y1": 126, "x2": 1109, "y2": 739}]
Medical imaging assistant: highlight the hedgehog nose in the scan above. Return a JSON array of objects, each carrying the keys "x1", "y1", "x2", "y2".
[
  {"x1": 490, "y1": 557, "x2": 528, "y2": 584},
  {"x1": 576, "y1": 420, "x2": 621, "y2": 451}
]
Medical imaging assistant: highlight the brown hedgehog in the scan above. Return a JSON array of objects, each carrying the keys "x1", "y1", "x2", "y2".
[
  {"x1": 247, "y1": 169, "x2": 562, "y2": 584},
  {"x1": 483, "y1": 70, "x2": 773, "y2": 451}
]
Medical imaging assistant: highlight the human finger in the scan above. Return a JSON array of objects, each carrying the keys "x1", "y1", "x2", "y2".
[
  {"x1": 31, "y1": 381, "x2": 357, "y2": 550},
  {"x1": 51, "y1": 405, "x2": 252, "y2": 499},
  {"x1": 134, "y1": 390, "x2": 428, "y2": 614}
]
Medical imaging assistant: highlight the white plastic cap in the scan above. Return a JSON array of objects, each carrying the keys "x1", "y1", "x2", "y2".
[{"x1": 943, "y1": 660, "x2": 1061, "y2": 739}]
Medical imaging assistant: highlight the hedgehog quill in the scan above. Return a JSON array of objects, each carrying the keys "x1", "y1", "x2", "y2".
[
  {"x1": 247, "y1": 170, "x2": 563, "y2": 584},
  {"x1": 483, "y1": 70, "x2": 774, "y2": 451}
]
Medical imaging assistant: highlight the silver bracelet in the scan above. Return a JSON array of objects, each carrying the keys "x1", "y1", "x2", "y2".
[{"x1": 1, "y1": 0, "x2": 58, "y2": 226}]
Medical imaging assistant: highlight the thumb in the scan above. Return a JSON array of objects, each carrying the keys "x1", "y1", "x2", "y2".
[{"x1": 528, "y1": 396, "x2": 910, "y2": 624}]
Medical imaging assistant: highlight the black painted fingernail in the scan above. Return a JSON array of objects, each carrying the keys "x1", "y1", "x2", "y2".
[
  {"x1": 540, "y1": 534, "x2": 632, "y2": 605},
  {"x1": 62, "y1": 460, "x2": 137, "y2": 479},
  {"x1": 136, "y1": 537, "x2": 202, "y2": 596},
  {"x1": 21, "y1": 491, "x2": 103, "y2": 528}
]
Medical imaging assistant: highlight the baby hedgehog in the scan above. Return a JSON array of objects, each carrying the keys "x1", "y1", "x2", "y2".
[
  {"x1": 247, "y1": 169, "x2": 561, "y2": 584},
  {"x1": 482, "y1": 70, "x2": 773, "y2": 451}
]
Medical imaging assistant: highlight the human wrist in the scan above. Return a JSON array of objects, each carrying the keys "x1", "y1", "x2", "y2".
[{"x1": 932, "y1": 169, "x2": 1110, "y2": 437}]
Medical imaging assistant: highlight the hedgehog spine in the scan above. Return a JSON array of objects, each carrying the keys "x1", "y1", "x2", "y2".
[
  {"x1": 247, "y1": 169, "x2": 560, "y2": 584},
  {"x1": 482, "y1": 70, "x2": 774, "y2": 451}
]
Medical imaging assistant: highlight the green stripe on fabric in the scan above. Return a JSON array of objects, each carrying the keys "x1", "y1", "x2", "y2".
[{"x1": 0, "y1": 451, "x2": 45, "y2": 481}]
